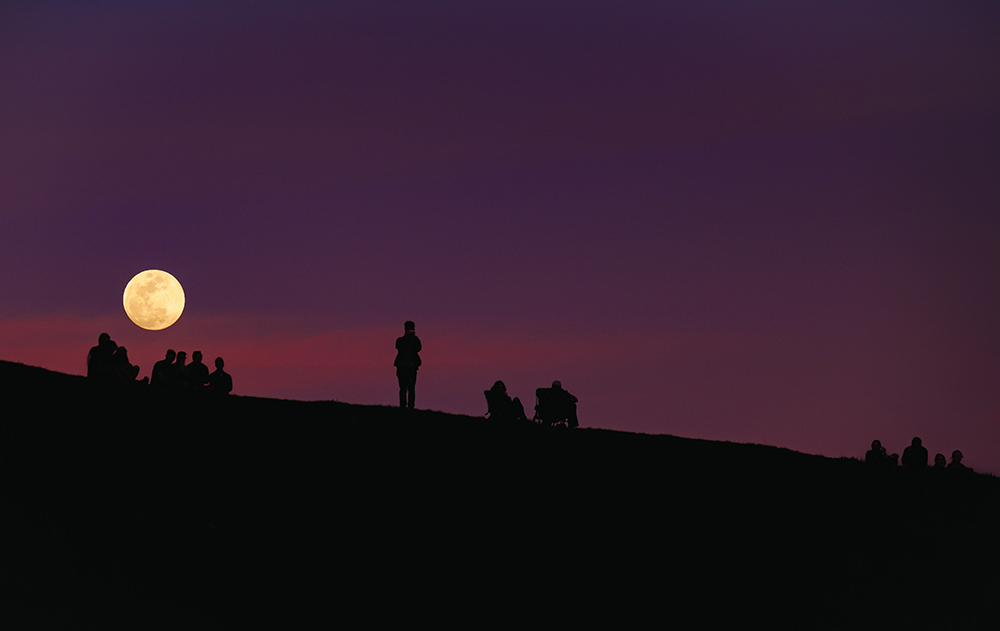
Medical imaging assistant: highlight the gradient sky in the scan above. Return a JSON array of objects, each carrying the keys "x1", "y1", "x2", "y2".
[{"x1": 3, "y1": 1, "x2": 999, "y2": 471}]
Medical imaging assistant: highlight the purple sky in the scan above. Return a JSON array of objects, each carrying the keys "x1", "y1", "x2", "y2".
[{"x1": 3, "y1": 1, "x2": 999, "y2": 471}]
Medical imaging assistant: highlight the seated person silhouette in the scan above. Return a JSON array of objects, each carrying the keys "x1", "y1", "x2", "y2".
[
  {"x1": 865, "y1": 440, "x2": 897, "y2": 471},
  {"x1": 484, "y1": 380, "x2": 528, "y2": 422},
  {"x1": 947, "y1": 450, "x2": 972, "y2": 472},
  {"x1": 171, "y1": 351, "x2": 189, "y2": 389},
  {"x1": 207, "y1": 357, "x2": 233, "y2": 395},
  {"x1": 151, "y1": 349, "x2": 176, "y2": 388},
  {"x1": 533, "y1": 380, "x2": 579, "y2": 428},
  {"x1": 87, "y1": 332, "x2": 116, "y2": 381},
  {"x1": 901, "y1": 436, "x2": 928, "y2": 469},
  {"x1": 111, "y1": 346, "x2": 146, "y2": 385},
  {"x1": 186, "y1": 350, "x2": 211, "y2": 390}
]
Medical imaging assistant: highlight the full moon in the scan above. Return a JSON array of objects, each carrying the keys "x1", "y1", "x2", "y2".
[{"x1": 123, "y1": 270, "x2": 185, "y2": 330}]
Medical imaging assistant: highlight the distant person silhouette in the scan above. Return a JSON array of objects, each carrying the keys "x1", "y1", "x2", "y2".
[
  {"x1": 111, "y1": 346, "x2": 145, "y2": 384},
  {"x1": 933, "y1": 453, "x2": 947, "y2": 469},
  {"x1": 484, "y1": 380, "x2": 528, "y2": 422},
  {"x1": 208, "y1": 357, "x2": 233, "y2": 395},
  {"x1": 865, "y1": 440, "x2": 897, "y2": 470},
  {"x1": 151, "y1": 349, "x2": 176, "y2": 388},
  {"x1": 947, "y1": 450, "x2": 972, "y2": 472},
  {"x1": 171, "y1": 351, "x2": 189, "y2": 389},
  {"x1": 534, "y1": 380, "x2": 579, "y2": 428},
  {"x1": 186, "y1": 350, "x2": 210, "y2": 390},
  {"x1": 901, "y1": 437, "x2": 928, "y2": 469},
  {"x1": 550, "y1": 381, "x2": 579, "y2": 428},
  {"x1": 87, "y1": 333, "x2": 115, "y2": 381},
  {"x1": 394, "y1": 321, "x2": 421, "y2": 409}
]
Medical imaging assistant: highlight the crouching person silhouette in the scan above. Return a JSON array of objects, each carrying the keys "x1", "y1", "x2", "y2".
[
  {"x1": 485, "y1": 380, "x2": 528, "y2": 422},
  {"x1": 394, "y1": 321, "x2": 421, "y2": 409}
]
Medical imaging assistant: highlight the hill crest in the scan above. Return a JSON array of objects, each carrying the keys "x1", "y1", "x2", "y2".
[{"x1": 2, "y1": 358, "x2": 999, "y2": 628}]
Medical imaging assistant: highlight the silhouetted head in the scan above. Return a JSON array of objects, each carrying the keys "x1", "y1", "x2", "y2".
[
  {"x1": 176, "y1": 351, "x2": 187, "y2": 365},
  {"x1": 115, "y1": 346, "x2": 128, "y2": 359},
  {"x1": 871, "y1": 440, "x2": 882, "y2": 450},
  {"x1": 911, "y1": 437, "x2": 922, "y2": 446},
  {"x1": 404, "y1": 320, "x2": 415, "y2": 332},
  {"x1": 99, "y1": 332, "x2": 111, "y2": 345},
  {"x1": 192, "y1": 350, "x2": 203, "y2": 363},
  {"x1": 952, "y1": 450, "x2": 963, "y2": 462},
  {"x1": 215, "y1": 357, "x2": 225, "y2": 369},
  {"x1": 492, "y1": 380, "x2": 506, "y2": 392},
  {"x1": 934, "y1": 453, "x2": 946, "y2": 467},
  {"x1": 165, "y1": 349, "x2": 176, "y2": 361},
  {"x1": 552, "y1": 380, "x2": 562, "y2": 389}
]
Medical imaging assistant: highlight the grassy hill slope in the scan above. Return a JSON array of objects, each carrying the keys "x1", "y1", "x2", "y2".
[{"x1": 2, "y1": 360, "x2": 999, "y2": 628}]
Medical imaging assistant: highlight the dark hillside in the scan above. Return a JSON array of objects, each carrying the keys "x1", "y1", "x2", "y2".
[{"x1": 2, "y1": 360, "x2": 999, "y2": 628}]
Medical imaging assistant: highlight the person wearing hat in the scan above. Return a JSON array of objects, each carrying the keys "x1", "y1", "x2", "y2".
[{"x1": 947, "y1": 450, "x2": 972, "y2": 472}]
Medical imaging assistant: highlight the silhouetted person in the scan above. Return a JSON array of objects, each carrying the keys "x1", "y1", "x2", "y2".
[
  {"x1": 534, "y1": 380, "x2": 579, "y2": 428},
  {"x1": 394, "y1": 321, "x2": 421, "y2": 409},
  {"x1": 901, "y1": 437, "x2": 928, "y2": 469},
  {"x1": 947, "y1": 450, "x2": 972, "y2": 473},
  {"x1": 933, "y1": 453, "x2": 947, "y2": 469},
  {"x1": 111, "y1": 346, "x2": 145, "y2": 384},
  {"x1": 171, "y1": 351, "x2": 189, "y2": 389},
  {"x1": 151, "y1": 349, "x2": 176, "y2": 388},
  {"x1": 485, "y1": 380, "x2": 528, "y2": 422},
  {"x1": 186, "y1": 350, "x2": 210, "y2": 390},
  {"x1": 550, "y1": 381, "x2": 579, "y2": 428},
  {"x1": 865, "y1": 441, "x2": 881, "y2": 466},
  {"x1": 208, "y1": 357, "x2": 232, "y2": 394},
  {"x1": 87, "y1": 333, "x2": 115, "y2": 381},
  {"x1": 865, "y1": 440, "x2": 897, "y2": 471}
]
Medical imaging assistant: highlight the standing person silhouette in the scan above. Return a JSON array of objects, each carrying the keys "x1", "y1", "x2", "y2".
[{"x1": 394, "y1": 320, "x2": 421, "y2": 409}]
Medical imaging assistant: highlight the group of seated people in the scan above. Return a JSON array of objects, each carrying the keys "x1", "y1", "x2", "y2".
[
  {"x1": 866, "y1": 437, "x2": 972, "y2": 473},
  {"x1": 86, "y1": 333, "x2": 148, "y2": 385},
  {"x1": 485, "y1": 379, "x2": 579, "y2": 428},
  {"x1": 86, "y1": 333, "x2": 232, "y2": 394},
  {"x1": 150, "y1": 348, "x2": 232, "y2": 394}
]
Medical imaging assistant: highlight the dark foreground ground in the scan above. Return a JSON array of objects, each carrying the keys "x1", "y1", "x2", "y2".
[{"x1": 2, "y1": 360, "x2": 999, "y2": 628}]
